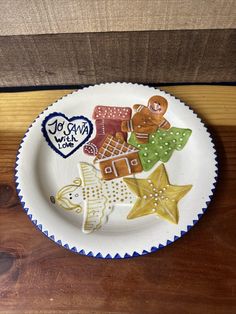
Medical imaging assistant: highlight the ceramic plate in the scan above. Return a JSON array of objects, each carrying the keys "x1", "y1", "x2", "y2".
[{"x1": 15, "y1": 83, "x2": 218, "y2": 258}]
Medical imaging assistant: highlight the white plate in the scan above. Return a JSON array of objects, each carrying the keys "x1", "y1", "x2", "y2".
[{"x1": 15, "y1": 83, "x2": 218, "y2": 258}]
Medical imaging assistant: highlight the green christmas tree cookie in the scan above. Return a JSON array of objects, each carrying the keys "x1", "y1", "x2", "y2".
[{"x1": 128, "y1": 127, "x2": 192, "y2": 171}]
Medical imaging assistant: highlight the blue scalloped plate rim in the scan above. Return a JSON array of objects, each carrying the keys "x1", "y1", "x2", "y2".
[{"x1": 15, "y1": 83, "x2": 218, "y2": 259}]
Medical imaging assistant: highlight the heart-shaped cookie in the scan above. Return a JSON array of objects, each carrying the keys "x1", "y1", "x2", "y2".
[{"x1": 42, "y1": 112, "x2": 93, "y2": 158}]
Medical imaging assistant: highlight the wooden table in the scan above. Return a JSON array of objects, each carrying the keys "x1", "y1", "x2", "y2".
[{"x1": 0, "y1": 86, "x2": 235, "y2": 314}]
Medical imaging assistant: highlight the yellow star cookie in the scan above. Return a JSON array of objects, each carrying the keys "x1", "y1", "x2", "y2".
[{"x1": 123, "y1": 164, "x2": 192, "y2": 224}]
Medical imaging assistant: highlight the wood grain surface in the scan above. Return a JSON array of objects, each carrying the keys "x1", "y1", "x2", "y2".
[
  {"x1": 1, "y1": 0, "x2": 236, "y2": 36},
  {"x1": 0, "y1": 85, "x2": 236, "y2": 314},
  {"x1": 0, "y1": 29, "x2": 235, "y2": 87}
]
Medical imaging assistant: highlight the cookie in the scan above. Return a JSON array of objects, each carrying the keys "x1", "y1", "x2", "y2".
[
  {"x1": 83, "y1": 105, "x2": 132, "y2": 156},
  {"x1": 94, "y1": 134, "x2": 143, "y2": 180},
  {"x1": 55, "y1": 162, "x2": 136, "y2": 233},
  {"x1": 123, "y1": 163, "x2": 192, "y2": 223},
  {"x1": 92, "y1": 105, "x2": 132, "y2": 120},
  {"x1": 121, "y1": 95, "x2": 170, "y2": 143},
  {"x1": 128, "y1": 127, "x2": 192, "y2": 171}
]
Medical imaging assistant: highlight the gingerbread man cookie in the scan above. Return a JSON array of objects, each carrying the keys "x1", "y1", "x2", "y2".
[{"x1": 121, "y1": 96, "x2": 170, "y2": 143}]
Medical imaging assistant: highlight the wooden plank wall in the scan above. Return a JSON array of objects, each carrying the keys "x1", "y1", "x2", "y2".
[
  {"x1": 0, "y1": 29, "x2": 235, "y2": 87},
  {"x1": 0, "y1": 0, "x2": 235, "y2": 35},
  {"x1": 0, "y1": 0, "x2": 235, "y2": 87}
]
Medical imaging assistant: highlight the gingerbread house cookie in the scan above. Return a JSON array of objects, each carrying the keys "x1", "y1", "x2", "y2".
[{"x1": 94, "y1": 134, "x2": 143, "y2": 180}]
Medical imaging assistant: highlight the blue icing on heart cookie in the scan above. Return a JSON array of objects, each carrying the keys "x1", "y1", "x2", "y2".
[
  {"x1": 128, "y1": 127, "x2": 192, "y2": 171},
  {"x1": 42, "y1": 112, "x2": 93, "y2": 158}
]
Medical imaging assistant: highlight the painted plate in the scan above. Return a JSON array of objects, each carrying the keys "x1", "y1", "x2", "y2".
[{"x1": 15, "y1": 83, "x2": 218, "y2": 258}]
